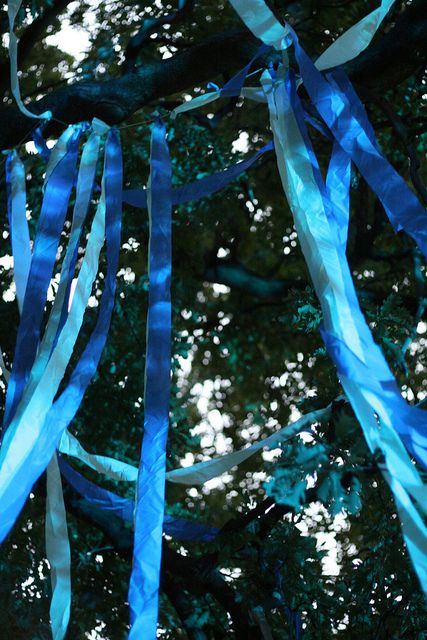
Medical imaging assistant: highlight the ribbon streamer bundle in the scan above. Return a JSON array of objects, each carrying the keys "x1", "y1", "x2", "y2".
[{"x1": 0, "y1": 0, "x2": 426, "y2": 638}]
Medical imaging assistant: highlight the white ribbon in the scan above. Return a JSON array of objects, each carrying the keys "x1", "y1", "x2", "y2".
[{"x1": 58, "y1": 406, "x2": 330, "y2": 486}]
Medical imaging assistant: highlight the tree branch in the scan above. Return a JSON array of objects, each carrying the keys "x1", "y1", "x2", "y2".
[
  {"x1": 0, "y1": 0, "x2": 73, "y2": 94},
  {"x1": 204, "y1": 259, "x2": 303, "y2": 299},
  {"x1": 0, "y1": 0, "x2": 426, "y2": 150}
]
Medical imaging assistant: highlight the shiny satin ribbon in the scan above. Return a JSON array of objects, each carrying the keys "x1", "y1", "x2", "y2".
[
  {"x1": 287, "y1": 29, "x2": 427, "y2": 261},
  {"x1": 22, "y1": 121, "x2": 108, "y2": 409},
  {"x1": 128, "y1": 120, "x2": 172, "y2": 640},
  {"x1": 5, "y1": 149, "x2": 31, "y2": 314},
  {"x1": 58, "y1": 406, "x2": 328, "y2": 485},
  {"x1": 7, "y1": 0, "x2": 51, "y2": 120},
  {"x1": 171, "y1": 44, "x2": 270, "y2": 119},
  {"x1": 174, "y1": 0, "x2": 397, "y2": 120},
  {"x1": 4, "y1": 144, "x2": 76, "y2": 640}
]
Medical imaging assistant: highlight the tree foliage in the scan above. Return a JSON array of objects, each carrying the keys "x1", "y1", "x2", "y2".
[{"x1": 0, "y1": 1, "x2": 426, "y2": 638}]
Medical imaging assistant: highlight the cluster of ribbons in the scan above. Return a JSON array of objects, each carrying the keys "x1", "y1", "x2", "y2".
[{"x1": 1, "y1": 0, "x2": 426, "y2": 638}]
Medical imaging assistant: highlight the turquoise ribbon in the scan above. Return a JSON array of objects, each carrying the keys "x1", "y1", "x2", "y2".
[{"x1": 128, "y1": 120, "x2": 172, "y2": 639}]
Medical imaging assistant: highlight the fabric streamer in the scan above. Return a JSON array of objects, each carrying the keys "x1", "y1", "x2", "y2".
[
  {"x1": 128, "y1": 120, "x2": 172, "y2": 640},
  {"x1": 5, "y1": 148, "x2": 75, "y2": 640},
  {"x1": 287, "y1": 29, "x2": 427, "y2": 262},
  {"x1": 123, "y1": 140, "x2": 273, "y2": 209},
  {"x1": 314, "y1": 0, "x2": 396, "y2": 71},
  {"x1": 5, "y1": 149, "x2": 31, "y2": 313},
  {"x1": 58, "y1": 406, "x2": 328, "y2": 485},
  {"x1": 7, "y1": 0, "x2": 51, "y2": 120},
  {"x1": 0, "y1": 127, "x2": 122, "y2": 544},
  {"x1": 46, "y1": 454, "x2": 71, "y2": 640},
  {"x1": 58, "y1": 457, "x2": 219, "y2": 542},
  {"x1": 229, "y1": 0, "x2": 427, "y2": 592},
  {"x1": 0, "y1": 124, "x2": 122, "y2": 639},
  {"x1": 171, "y1": 44, "x2": 270, "y2": 119},
  {"x1": 23, "y1": 121, "x2": 108, "y2": 407}
]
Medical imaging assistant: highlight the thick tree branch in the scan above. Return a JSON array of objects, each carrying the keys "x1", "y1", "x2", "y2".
[{"x1": 0, "y1": 0, "x2": 426, "y2": 150}]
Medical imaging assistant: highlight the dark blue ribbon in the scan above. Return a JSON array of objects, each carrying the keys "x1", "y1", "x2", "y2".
[
  {"x1": 128, "y1": 120, "x2": 172, "y2": 639},
  {"x1": 58, "y1": 457, "x2": 218, "y2": 542},
  {"x1": 123, "y1": 140, "x2": 273, "y2": 209},
  {"x1": 33, "y1": 127, "x2": 51, "y2": 161},
  {"x1": 288, "y1": 27, "x2": 427, "y2": 257}
]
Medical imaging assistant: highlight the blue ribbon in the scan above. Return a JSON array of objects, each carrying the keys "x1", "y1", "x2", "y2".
[
  {"x1": 2, "y1": 127, "x2": 82, "y2": 433},
  {"x1": 128, "y1": 120, "x2": 172, "y2": 640},
  {"x1": 221, "y1": 43, "x2": 271, "y2": 96},
  {"x1": 123, "y1": 140, "x2": 273, "y2": 209},
  {"x1": 58, "y1": 458, "x2": 218, "y2": 542},
  {"x1": 288, "y1": 27, "x2": 427, "y2": 257},
  {"x1": 33, "y1": 126, "x2": 52, "y2": 161}
]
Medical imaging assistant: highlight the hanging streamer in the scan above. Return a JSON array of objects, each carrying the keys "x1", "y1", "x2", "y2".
[
  {"x1": 7, "y1": 0, "x2": 51, "y2": 120},
  {"x1": 128, "y1": 119, "x2": 172, "y2": 640},
  {"x1": 171, "y1": 44, "x2": 270, "y2": 119},
  {"x1": 5, "y1": 154, "x2": 72, "y2": 640},
  {"x1": 46, "y1": 454, "x2": 71, "y2": 640},
  {"x1": 23, "y1": 121, "x2": 108, "y2": 408},
  {"x1": 314, "y1": 0, "x2": 396, "y2": 70},
  {"x1": 229, "y1": 0, "x2": 427, "y2": 592},
  {"x1": 287, "y1": 29, "x2": 427, "y2": 260},
  {"x1": 229, "y1": 0, "x2": 395, "y2": 66},
  {"x1": 5, "y1": 149, "x2": 31, "y2": 314},
  {"x1": 123, "y1": 140, "x2": 273, "y2": 209}
]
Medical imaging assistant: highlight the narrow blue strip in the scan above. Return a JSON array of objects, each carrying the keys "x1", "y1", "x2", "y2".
[
  {"x1": 128, "y1": 120, "x2": 172, "y2": 640},
  {"x1": 123, "y1": 141, "x2": 273, "y2": 209},
  {"x1": 2, "y1": 128, "x2": 82, "y2": 432},
  {"x1": 289, "y1": 28, "x2": 427, "y2": 256},
  {"x1": 58, "y1": 458, "x2": 218, "y2": 542}
]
